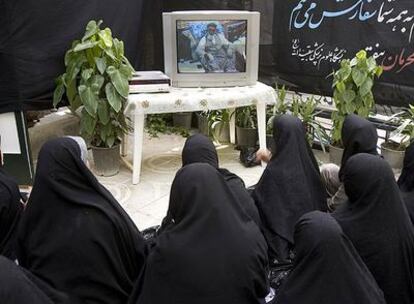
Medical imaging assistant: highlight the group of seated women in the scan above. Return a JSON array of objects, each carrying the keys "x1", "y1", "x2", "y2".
[{"x1": 0, "y1": 113, "x2": 413, "y2": 304}]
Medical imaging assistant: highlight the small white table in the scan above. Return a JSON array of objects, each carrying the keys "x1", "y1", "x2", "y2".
[{"x1": 123, "y1": 82, "x2": 277, "y2": 184}]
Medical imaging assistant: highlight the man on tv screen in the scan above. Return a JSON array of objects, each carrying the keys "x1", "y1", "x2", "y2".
[{"x1": 195, "y1": 22, "x2": 236, "y2": 73}]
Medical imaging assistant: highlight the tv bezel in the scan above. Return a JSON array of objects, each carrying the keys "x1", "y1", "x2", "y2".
[{"x1": 163, "y1": 11, "x2": 260, "y2": 88}]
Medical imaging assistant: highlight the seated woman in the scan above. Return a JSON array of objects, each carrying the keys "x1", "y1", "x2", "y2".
[
  {"x1": 275, "y1": 211, "x2": 386, "y2": 304},
  {"x1": 130, "y1": 163, "x2": 269, "y2": 304},
  {"x1": 252, "y1": 114, "x2": 327, "y2": 266},
  {"x1": 321, "y1": 114, "x2": 378, "y2": 211},
  {"x1": 0, "y1": 148, "x2": 23, "y2": 260},
  {"x1": 16, "y1": 137, "x2": 146, "y2": 304},
  {"x1": 181, "y1": 133, "x2": 260, "y2": 225},
  {"x1": 333, "y1": 153, "x2": 414, "y2": 304},
  {"x1": 398, "y1": 141, "x2": 414, "y2": 224}
]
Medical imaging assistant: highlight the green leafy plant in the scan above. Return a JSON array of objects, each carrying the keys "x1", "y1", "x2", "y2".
[
  {"x1": 236, "y1": 106, "x2": 257, "y2": 129},
  {"x1": 208, "y1": 109, "x2": 231, "y2": 142},
  {"x1": 291, "y1": 95, "x2": 330, "y2": 151},
  {"x1": 267, "y1": 85, "x2": 288, "y2": 134},
  {"x1": 383, "y1": 105, "x2": 414, "y2": 151},
  {"x1": 53, "y1": 20, "x2": 134, "y2": 148},
  {"x1": 330, "y1": 50, "x2": 383, "y2": 145},
  {"x1": 145, "y1": 114, "x2": 190, "y2": 138}
]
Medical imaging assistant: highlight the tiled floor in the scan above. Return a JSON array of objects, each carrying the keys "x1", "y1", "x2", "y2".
[
  {"x1": 95, "y1": 132, "x2": 268, "y2": 230},
  {"x1": 29, "y1": 109, "x2": 331, "y2": 231}
]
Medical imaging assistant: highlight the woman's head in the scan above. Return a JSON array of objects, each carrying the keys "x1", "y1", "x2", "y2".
[{"x1": 182, "y1": 134, "x2": 219, "y2": 168}]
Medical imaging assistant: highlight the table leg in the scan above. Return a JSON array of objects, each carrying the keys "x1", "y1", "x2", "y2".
[
  {"x1": 132, "y1": 112, "x2": 145, "y2": 184},
  {"x1": 256, "y1": 101, "x2": 267, "y2": 167},
  {"x1": 229, "y1": 108, "x2": 236, "y2": 144}
]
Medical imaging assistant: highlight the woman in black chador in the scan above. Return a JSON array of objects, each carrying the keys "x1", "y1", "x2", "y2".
[
  {"x1": 0, "y1": 150, "x2": 23, "y2": 260},
  {"x1": 252, "y1": 114, "x2": 327, "y2": 265},
  {"x1": 130, "y1": 163, "x2": 269, "y2": 304},
  {"x1": 321, "y1": 114, "x2": 378, "y2": 210},
  {"x1": 181, "y1": 133, "x2": 260, "y2": 225},
  {"x1": 16, "y1": 137, "x2": 146, "y2": 304},
  {"x1": 275, "y1": 211, "x2": 386, "y2": 304},
  {"x1": 398, "y1": 141, "x2": 414, "y2": 224},
  {"x1": 333, "y1": 153, "x2": 414, "y2": 304}
]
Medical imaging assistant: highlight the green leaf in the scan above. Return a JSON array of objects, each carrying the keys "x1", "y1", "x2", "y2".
[
  {"x1": 98, "y1": 28, "x2": 113, "y2": 48},
  {"x1": 105, "y1": 83, "x2": 123, "y2": 112},
  {"x1": 80, "y1": 108, "x2": 97, "y2": 136},
  {"x1": 106, "y1": 135, "x2": 115, "y2": 148},
  {"x1": 367, "y1": 57, "x2": 377, "y2": 72},
  {"x1": 82, "y1": 20, "x2": 102, "y2": 42},
  {"x1": 336, "y1": 81, "x2": 346, "y2": 93},
  {"x1": 66, "y1": 79, "x2": 77, "y2": 103},
  {"x1": 95, "y1": 57, "x2": 107, "y2": 74},
  {"x1": 90, "y1": 75, "x2": 105, "y2": 94},
  {"x1": 375, "y1": 66, "x2": 383, "y2": 78},
  {"x1": 97, "y1": 100, "x2": 110, "y2": 125},
  {"x1": 342, "y1": 90, "x2": 356, "y2": 103},
  {"x1": 81, "y1": 68, "x2": 94, "y2": 81},
  {"x1": 360, "y1": 78, "x2": 373, "y2": 96},
  {"x1": 119, "y1": 63, "x2": 133, "y2": 79},
  {"x1": 106, "y1": 66, "x2": 129, "y2": 97},
  {"x1": 345, "y1": 102, "x2": 356, "y2": 114},
  {"x1": 70, "y1": 95, "x2": 82, "y2": 112},
  {"x1": 74, "y1": 41, "x2": 99, "y2": 52},
  {"x1": 53, "y1": 77, "x2": 65, "y2": 107},
  {"x1": 79, "y1": 85, "x2": 98, "y2": 117},
  {"x1": 113, "y1": 38, "x2": 124, "y2": 57},
  {"x1": 356, "y1": 50, "x2": 367, "y2": 60},
  {"x1": 352, "y1": 68, "x2": 367, "y2": 87}
]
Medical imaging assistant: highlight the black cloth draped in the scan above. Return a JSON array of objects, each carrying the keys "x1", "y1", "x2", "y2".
[
  {"x1": 182, "y1": 133, "x2": 261, "y2": 225},
  {"x1": 275, "y1": 211, "x2": 386, "y2": 304},
  {"x1": 398, "y1": 141, "x2": 414, "y2": 224},
  {"x1": 16, "y1": 138, "x2": 146, "y2": 304},
  {"x1": 339, "y1": 114, "x2": 378, "y2": 180},
  {"x1": 0, "y1": 167, "x2": 23, "y2": 260},
  {"x1": 333, "y1": 153, "x2": 414, "y2": 304},
  {"x1": 130, "y1": 163, "x2": 269, "y2": 304},
  {"x1": 252, "y1": 114, "x2": 327, "y2": 264}
]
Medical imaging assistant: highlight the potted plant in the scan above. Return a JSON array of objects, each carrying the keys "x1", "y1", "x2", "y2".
[
  {"x1": 235, "y1": 106, "x2": 258, "y2": 147},
  {"x1": 291, "y1": 94, "x2": 330, "y2": 152},
  {"x1": 330, "y1": 50, "x2": 383, "y2": 164},
  {"x1": 209, "y1": 109, "x2": 231, "y2": 143},
  {"x1": 196, "y1": 111, "x2": 210, "y2": 136},
  {"x1": 53, "y1": 20, "x2": 134, "y2": 176},
  {"x1": 266, "y1": 85, "x2": 288, "y2": 151},
  {"x1": 381, "y1": 105, "x2": 414, "y2": 169}
]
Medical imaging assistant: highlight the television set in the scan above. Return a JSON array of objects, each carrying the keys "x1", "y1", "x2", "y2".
[{"x1": 163, "y1": 11, "x2": 260, "y2": 88}]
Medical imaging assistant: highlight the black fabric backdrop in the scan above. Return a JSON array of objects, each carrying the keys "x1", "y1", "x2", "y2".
[{"x1": 1, "y1": 0, "x2": 414, "y2": 113}]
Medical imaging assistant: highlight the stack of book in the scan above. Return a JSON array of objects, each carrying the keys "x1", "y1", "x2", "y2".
[{"x1": 129, "y1": 71, "x2": 171, "y2": 94}]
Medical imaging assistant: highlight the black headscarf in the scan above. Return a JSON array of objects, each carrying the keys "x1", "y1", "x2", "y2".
[
  {"x1": 276, "y1": 211, "x2": 386, "y2": 304},
  {"x1": 182, "y1": 133, "x2": 261, "y2": 225},
  {"x1": 339, "y1": 114, "x2": 378, "y2": 180},
  {"x1": 333, "y1": 153, "x2": 414, "y2": 304},
  {"x1": 131, "y1": 163, "x2": 269, "y2": 304},
  {"x1": 398, "y1": 141, "x2": 414, "y2": 224},
  {"x1": 17, "y1": 138, "x2": 146, "y2": 304},
  {"x1": 0, "y1": 166, "x2": 23, "y2": 259},
  {"x1": 252, "y1": 114, "x2": 327, "y2": 262}
]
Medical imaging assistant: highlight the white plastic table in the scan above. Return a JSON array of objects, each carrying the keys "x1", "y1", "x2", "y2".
[{"x1": 123, "y1": 82, "x2": 277, "y2": 184}]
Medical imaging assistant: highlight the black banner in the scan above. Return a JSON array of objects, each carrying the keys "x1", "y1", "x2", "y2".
[{"x1": 273, "y1": 0, "x2": 414, "y2": 107}]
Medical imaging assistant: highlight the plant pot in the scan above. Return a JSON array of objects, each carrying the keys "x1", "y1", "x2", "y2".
[
  {"x1": 381, "y1": 142, "x2": 405, "y2": 170},
  {"x1": 266, "y1": 135, "x2": 276, "y2": 153},
  {"x1": 213, "y1": 122, "x2": 230, "y2": 143},
  {"x1": 173, "y1": 112, "x2": 192, "y2": 129},
  {"x1": 329, "y1": 144, "x2": 344, "y2": 166},
  {"x1": 92, "y1": 144, "x2": 120, "y2": 177},
  {"x1": 196, "y1": 113, "x2": 209, "y2": 136},
  {"x1": 236, "y1": 126, "x2": 258, "y2": 147}
]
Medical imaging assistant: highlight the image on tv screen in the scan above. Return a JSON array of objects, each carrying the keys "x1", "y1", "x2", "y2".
[{"x1": 176, "y1": 20, "x2": 247, "y2": 74}]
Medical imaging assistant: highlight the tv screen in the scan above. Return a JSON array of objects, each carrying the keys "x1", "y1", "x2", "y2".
[{"x1": 176, "y1": 20, "x2": 247, "y2": 74}]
